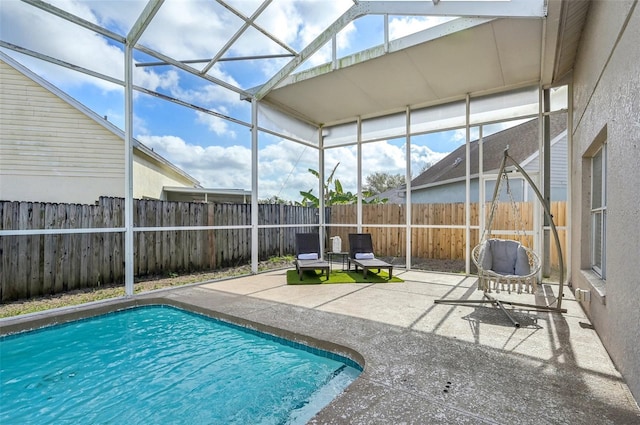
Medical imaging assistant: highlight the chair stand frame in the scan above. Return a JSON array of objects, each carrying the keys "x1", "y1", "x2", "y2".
[
  {"x1": 434, "y1": 148, "x2": 567, "y2": 327},
  {"x1": 434, "y1": 295, "x2": 567, "y2": 328}
]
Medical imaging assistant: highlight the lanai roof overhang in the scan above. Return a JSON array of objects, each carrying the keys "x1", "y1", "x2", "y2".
[
  {"x1": 244, "y1": 0, "x2": 586, "y2": 167},
  {"x1": 254, "y1": 0, "x2": 564, "y2": 127},
  {"x1": 1, "y1": 0, "x2": 588, "y2": 295}
]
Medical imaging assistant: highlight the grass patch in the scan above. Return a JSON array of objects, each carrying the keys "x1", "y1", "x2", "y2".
[{"x1": 287, "y1": 269, "x2": 402, "y2": 285}]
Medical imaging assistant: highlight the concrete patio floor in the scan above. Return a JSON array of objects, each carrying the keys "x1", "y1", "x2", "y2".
[{"x1": 2, "y1": 268, "x2": 639, "y2": 424}]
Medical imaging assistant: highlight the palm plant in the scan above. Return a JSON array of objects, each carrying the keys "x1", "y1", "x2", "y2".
[{"x1": 297, "y1": 163, "x2": 387, "y2": 206}]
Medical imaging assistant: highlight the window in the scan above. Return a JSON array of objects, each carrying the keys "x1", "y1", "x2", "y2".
[{"x1": 591, "y1": 144, "x2": 606, "y2": 278}]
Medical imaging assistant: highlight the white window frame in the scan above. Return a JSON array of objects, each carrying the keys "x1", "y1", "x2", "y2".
[{"x1": 590, "y1": 144, "x2": 606, "y2": 279}]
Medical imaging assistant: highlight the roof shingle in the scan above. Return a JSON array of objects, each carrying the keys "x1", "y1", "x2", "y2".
[{"x1": 411, "y1": 113, "x2": 567, "y2": 188}]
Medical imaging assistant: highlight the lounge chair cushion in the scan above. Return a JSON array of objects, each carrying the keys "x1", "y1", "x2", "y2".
[
  {"x1": 355, "y1": 252, "x2": 375, "y2": 260},
  {"x1": 515, "y1": 245, "x2": 531, "y2": 276},
  {"x1": 489, "y1": 239, "x2": 520, "y2": 275},
  {"x1": 298, "y1": 253, "x2": 318, "y2": 260}
]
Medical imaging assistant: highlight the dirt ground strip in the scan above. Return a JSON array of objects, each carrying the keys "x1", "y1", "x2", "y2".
[{"x1": 1, "y1": 257, "x2": 536, "y2": 318}]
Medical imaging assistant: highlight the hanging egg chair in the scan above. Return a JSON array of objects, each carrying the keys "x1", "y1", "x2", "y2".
[{"x1": 473, "y1": 167, "x2": 541, "y2": 295}]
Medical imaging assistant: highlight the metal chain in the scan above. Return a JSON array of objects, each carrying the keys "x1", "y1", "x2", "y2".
[{"x1": 504, "y1": 172, "x2": 529, "y2": 243}]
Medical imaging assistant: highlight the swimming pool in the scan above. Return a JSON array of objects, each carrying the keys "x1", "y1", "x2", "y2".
[{"x1": 0, "y1": 305, "x2": 362, "y2": 424}]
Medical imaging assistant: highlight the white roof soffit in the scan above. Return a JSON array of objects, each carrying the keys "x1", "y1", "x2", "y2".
[
  {"x1": 255, "y1": 0, "x2": 549, "y2": 126},
  {"x1": 255, "y1": 0, "x2": 546, "y2": 99}
]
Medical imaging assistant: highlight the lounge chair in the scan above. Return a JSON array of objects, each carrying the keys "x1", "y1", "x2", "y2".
[
  {"x1": 348, "y1": 233, "x2": 393, "y2": 279},
  {"x1": 295, "y1": 233, "x2": 330, "y2": 280}
]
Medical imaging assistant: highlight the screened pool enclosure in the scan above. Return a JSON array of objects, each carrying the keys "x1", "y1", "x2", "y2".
[{"x1": 0, "y1": 0, "x2": 575, "y2": 298}]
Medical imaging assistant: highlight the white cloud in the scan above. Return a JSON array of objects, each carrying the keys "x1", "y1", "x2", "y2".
[
  {"x1": 136, "y1": 69, "x2": 180, "y2": 93},
  {"x1": 172, "y1": 82, "x2": 242, "y2": 110},
  {"x1": 137, "y1": 135, "x2": 252, "y2": 189},
  {"x1": 452, "y1": 128, "x2": 467, "y2": 143},
  {"x1": 137, "y1": 134, "x2": 323, "y2": 200},
  {"x1": 389, "y1": 16, "x2": 454, "y2": 40},
  {"x1": 195, "y1": 112, "x2": 237, "y2": 138},
  {"x1": 410, "y1": 145, "x2": 448, "y2": 176},
  {"x1": 135, "y1": 1, "x2": 231, "y2": 60},
  {"x1": 257, "y1": 141, "x2": 319, "y2": 198},
  {"x1": 259, "y1": 0, "x2": 353, "y2": 50},
  {"x1": 134, "y1": 134, "x2": 453, "y2": 202}
]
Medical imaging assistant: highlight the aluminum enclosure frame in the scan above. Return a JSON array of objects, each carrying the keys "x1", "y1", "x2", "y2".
[{"x1": 0, "y1": 0, "x2": 567, "y2": 296}]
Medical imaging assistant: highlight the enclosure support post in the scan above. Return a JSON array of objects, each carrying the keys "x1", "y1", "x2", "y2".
[
  {"x1": 405, "y1": 106, "x2": 412, "y2": 270},
  {"x1": 464, "y1": 94, "x2": 471, "y2": 275},
  {"x1": 251, "y1": 99, "x2": 259, "y2": 274},
  {"x1": 543, "y1": 88, "x2": 552, "y2": 277},
  {"x1": 356, "y1": 117, "x2": 362, "y2": 232},
  {"x1": 319, "y1": 129, "x2": 325, "y2": 255},
  {"x1": 123, "y1": 45, "x2": 134, "y2": 296}
]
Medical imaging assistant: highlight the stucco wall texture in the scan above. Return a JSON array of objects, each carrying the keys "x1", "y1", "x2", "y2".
[{"x1": 571, "y1": 0, "x2": 640, "y2": 403}]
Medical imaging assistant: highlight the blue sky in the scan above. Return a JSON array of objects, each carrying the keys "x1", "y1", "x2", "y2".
[{"x1": 1, "y1": 0, "x2": 470, "y2": 201}]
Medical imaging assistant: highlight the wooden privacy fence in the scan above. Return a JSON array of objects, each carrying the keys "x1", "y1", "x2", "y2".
[
  {"x1": 0, "y1": 199, "x2": 318, "y2": 301},
  {"x1": 327, "y1": 202, "x2": 567, "y2": 265},
  {"x1": 0, "y1": 199, "x2": 566, "y2": 301}
]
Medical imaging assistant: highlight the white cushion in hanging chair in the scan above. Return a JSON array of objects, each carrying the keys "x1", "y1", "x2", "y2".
[
  {"x1": 473, "y1": 239, "x2": 540, "y2": 294},
  {"x1": 480, "y1": 239, "x2": 531, "y2": 276},
  {"x1": 514, "y1": 245, "x2": 531, "y2": 275},
  {"x1": 480, "y1": 240, "x2": 493, "y2": 270},
  {"x1": 491, "y1": 239, "x2": 520, "y2": 275}
]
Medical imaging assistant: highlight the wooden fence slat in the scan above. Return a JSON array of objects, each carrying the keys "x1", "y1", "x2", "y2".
[
  {"x1": 30, "y1": 203, "x2": 44, "y2": 297},
  {"x1": 114, "y1": 198, "x2": 124, "y2": 283},
  {"x1": 2, "y1": 203, "x2": 20, "y2": 300},
  {"x1": 154, "y1": 201, "x2": 163, "y2": 274},
  {"x1": 175, "y1": 202, "x2": 183, "y2": 271},
  {"x1": 17, "y1": 203, "x2": 31, "y2": 299},
  {"x1": 79, "y1": 204, "x2": 91, "y2": 289},
  {"x1": 92, "y1": 202, "x2": 103, "y2": 286},
  {"x1": 42, "y1": 203, "x2": 55, "y2": 295},
  {"x1": 73, "y1": 205, "x2": 83, "y2": 290},
  {"x1": 101, "y1": 198, "x2": 113, "y2": 285}
]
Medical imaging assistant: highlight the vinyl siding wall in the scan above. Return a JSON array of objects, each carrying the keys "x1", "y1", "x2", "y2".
[
  {"x1": 1, "y1": 59, "x2": 196, "y2": 204},
  {"x1": 521, "y1": 131, "x2": 568, "y2": 201},
  {"x1": 0, "y1": 60, "x2": 123, "y2": 204},
  {"x1": 133, "y1": 154, "x2": 196, "y2": 200}
]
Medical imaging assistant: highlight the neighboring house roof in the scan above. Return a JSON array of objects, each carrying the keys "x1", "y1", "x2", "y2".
[
  {"x1": 0, "y1": 52, "x2": 200, "y2": 188},
  {"x1": 163, "y1": 187, "x2": 251, "y2": 204},
  {"x1": 411, "y1": 112, "x2": 567, "y2": 189},
  {"x1": 371, "y1": 186, "x2": 407, "y2": 204}
]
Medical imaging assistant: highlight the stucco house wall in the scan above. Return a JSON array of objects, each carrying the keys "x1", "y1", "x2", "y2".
[
  {"x1": 570, "y1": 0, "x2": 640, "y2": 402},
  {"x1": 0, "y1": 55, "x2": 198, "y2": 204}
]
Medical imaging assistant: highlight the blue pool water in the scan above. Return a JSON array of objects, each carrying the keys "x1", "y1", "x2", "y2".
[{"x1": 0, "y1": 305, "x2": 361, "y2": 424}]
